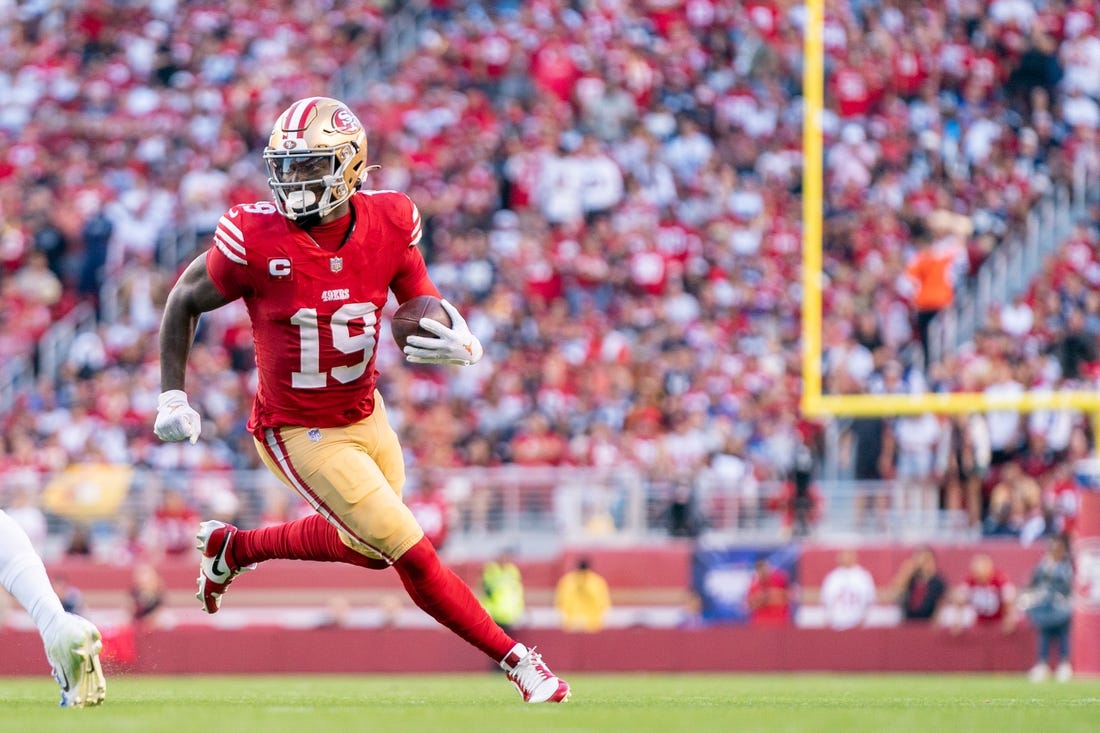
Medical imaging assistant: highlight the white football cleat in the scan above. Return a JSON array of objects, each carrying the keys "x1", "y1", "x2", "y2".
[
  {"x1": 45, "y1": 614, "x2": 106, "y2": 708},
  {"x1": 1056, "y1": 661, "x2": 1073, "y2": 682},
  {"x1": 501, "y1": 644, "x2": 571, "y2": 703}
]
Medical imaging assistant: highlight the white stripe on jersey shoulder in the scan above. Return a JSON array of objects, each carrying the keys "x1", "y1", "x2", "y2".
[
  {"x1": 217, "y1": 215, "x2": 245, "y2": 242},
  {"x1": 214, "y1": 230, "x2": 246, "y2": 256},
  {"x1": 359, "y1": 190, "x2": 422, "y2": 246},
  {"x1": 408, "y1": 201, "x2": 422, "y2": 245},
  {"x1": 215, "y1": 240, "x2": 247, "y2": 265}
]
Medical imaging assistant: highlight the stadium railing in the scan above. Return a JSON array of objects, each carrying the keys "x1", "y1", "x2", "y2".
[
  {"x1": 36, "y1": 302, "x2": 96, "y2": 380},
  {"x1": 3, "y1": 466, "x2": 977, "y2": 563},
  {"x1": 0, "y1": 354, "x2": 34, "y2": 414},
  {"x1": 0, "y1": 302, "x2": 95, "y2": 413}
]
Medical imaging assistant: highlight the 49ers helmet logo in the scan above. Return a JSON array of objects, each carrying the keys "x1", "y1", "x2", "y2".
[{"x1": 332, "y1": 108, "x2": 361, "y2": 134}]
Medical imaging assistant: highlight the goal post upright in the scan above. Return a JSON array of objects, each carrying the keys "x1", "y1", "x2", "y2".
[
  {"x1": 800, "y1": 0, "x2": 825, "y2": 416},
  {"x1": 797, "y1": 0, "x2": 1100, "y2": 430}
]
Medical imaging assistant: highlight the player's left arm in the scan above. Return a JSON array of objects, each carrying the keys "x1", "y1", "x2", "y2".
[{"x1": 387, "y1": 195, "x2": 482, "y2": 366}]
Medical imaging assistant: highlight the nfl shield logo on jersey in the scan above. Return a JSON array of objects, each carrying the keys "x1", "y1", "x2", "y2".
[{"x1": 330, "y1": 257, "x2": 343, "y2": 273}]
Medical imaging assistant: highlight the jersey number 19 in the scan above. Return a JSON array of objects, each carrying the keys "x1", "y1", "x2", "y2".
[{"x1": 290, "y1": 303, "x2": 378, "y2": 388}]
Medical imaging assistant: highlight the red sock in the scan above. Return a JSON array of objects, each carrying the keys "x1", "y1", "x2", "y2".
[
  {"x1": 232, "y1": 514, "x2": 388, "y2": 570},
  {"x1": 394, "y1": 537, "x2": 515, "y2": 661}
]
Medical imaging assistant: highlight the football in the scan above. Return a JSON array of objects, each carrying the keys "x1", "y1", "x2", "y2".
[{"x1": 391, "y1": 295, "x2": 451, "y2": 351}]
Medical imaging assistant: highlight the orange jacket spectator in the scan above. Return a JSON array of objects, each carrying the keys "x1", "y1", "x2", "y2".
[{"x1": 908, "y1": 212, "x2": 971, "y2": 304}]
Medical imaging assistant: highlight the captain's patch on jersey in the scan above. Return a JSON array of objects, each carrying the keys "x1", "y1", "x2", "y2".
[{"x1": 268, "y1": 258, "x2": 293, "y2": 278}]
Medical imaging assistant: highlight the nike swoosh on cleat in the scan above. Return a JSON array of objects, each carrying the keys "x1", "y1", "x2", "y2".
[
  {"x1": 56, "y1": 666, "x2": 71, "y2": 692},
  {"x1": 209, "y1": 533, "x2": 230, "y2": 578}
]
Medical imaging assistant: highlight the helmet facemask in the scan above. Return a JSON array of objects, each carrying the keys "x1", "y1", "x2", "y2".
[{"x1": 264, "y1": 144, "x2": 358, "y2": 222}]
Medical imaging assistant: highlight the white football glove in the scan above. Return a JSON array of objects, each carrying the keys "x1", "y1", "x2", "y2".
[
  {"x1": 403, "y1": 299, "x2": 484, "y2": 366},
  {"x1": 153, "y1": 390, "x2": 202, "y2": 444}
]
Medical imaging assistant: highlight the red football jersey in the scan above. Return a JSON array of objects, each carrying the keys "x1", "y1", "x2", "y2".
[
  {"x1": 965, "y1": 571, "x2": 1012, "y2": 623},
  {"x1": 747, "y1": 568, "x2": 791, "y2": 625},
  {"x1": 206, "y1": 191, "x2": 439, "y2": 435}
]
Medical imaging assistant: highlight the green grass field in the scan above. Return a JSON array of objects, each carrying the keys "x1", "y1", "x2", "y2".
[{"x1": 0, "y1": 673, "x2": 1096, "y2": 733}]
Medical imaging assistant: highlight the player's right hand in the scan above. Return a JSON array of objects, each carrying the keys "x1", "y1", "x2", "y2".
[{"x1": 154, "y1": 390, "x2": 202, "y2": 444}]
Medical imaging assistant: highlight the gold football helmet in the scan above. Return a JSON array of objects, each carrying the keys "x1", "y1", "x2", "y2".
[{"x1": 263, "y1": 97, "x2": 370, "y2": 220}]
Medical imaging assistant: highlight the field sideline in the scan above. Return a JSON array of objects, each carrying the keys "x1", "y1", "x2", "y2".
[{"x1": 0, "y1": 673, "x2": 1096, "y2": 733}]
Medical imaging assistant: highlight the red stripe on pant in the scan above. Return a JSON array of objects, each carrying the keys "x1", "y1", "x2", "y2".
[{"x1": 261, "y1": 427, "x2": 392, "y2": 561}]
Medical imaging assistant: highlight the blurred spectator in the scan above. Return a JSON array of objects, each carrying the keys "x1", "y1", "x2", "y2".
[
  {"x1": 892, "y1": 545, "x2": 947, "y2": 622},
  {"x1": 905, "y1": 213, "x2": 969, "y2": 363},
  {"x1": 983, "y1": 488, "x2": 1022, "y2": 539},
  {"x1": 1045, "y1": 463, "x2": 1081, "y2": 539},
  {"x1": 893, "y1": 412, "x2": 943, "y2": 514},
  {"x1": 941, "y1": 553, "x2": 1017, "y2": 634},
  {"x1": 143, "y1": 489, "x2": 200, "y2": 557},
  {"x1": 1056, "y1": 308, "x2": 1098, "y2": 380},
  {"x1": 773, "y1": 440, "x2": 822, "y2": 538},
  {"x1": 576, "y1": 136, "x2": 624, "y2": 220},
  {"x1": 317, "y1": 596, "x2": 353, "y2": 630},
  {"x1": 65, "y1": 524, "x2": 94, "y2": 558},
  {"x1": 554, "y1": 557, "x2": 611, "y2": 633},
  {"x1": 480, "y1": 550, "x2": 525, "y2": 636},
  {"x1": 988, "y1": 461, "x2": 1049, "y2": 545},
  {"x1": 942, "y1": 413, "x2": 992, "y2": 527},
  {"x1": 746, "y1": 557, "x2": 792, "y2": 626},
  {"x1": 78, "y1": 207, "x2": 113, "y2": 301},
  {"x1": 663, "y1": 117, "x2": 713, "y2": 185},
  {"x1": 405, "y1": 482, "x2": 452, "y2": 552},
  {"x1": 51, "y1": 573, "x2": 85, "y2": 616},
  {"x1": 998, "y1": 293, "x2": 1034, "y2": 338},
  {"x1": 129, "y1": 563, "x2": 165, "y2": 628},
  {"x1": 1021, "y1": 534, "x2": 1075, "y2": 682},
  {"x1": 11, "y1": 250, "x2": 62, "y2": 307},
  {"x1": 664, "y1": 482, "x2": 705, "y2": 538},
  {"x1": 510, "y1": 413, "x2": 567, "y2": 466},
  {"x1": 844, "y1": 415, "x2": 894, "y2": 531},
  {"x1": 984, "y1": 360, "x2": 1027, "y2": 465},
  {"x1": 2, "y1": 487, "x2": 48, "y2": 553},
  {"x1": 820, "y1": 549, "x2": 877, "y2": 631}
]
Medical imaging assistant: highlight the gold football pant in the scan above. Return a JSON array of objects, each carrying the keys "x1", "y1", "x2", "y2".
[{"x1": 253, "y1": 392, "x2": 424, "y2": 562}]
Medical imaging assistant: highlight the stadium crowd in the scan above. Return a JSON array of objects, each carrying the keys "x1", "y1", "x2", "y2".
[{"x1": 0, "y1": 0, "x2": 1098, "y2": 548}]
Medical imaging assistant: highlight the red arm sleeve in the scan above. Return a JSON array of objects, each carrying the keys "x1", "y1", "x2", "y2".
[
  {"x1": 390, "y1": 242, "x2": 441, "y2": 303},
  {"x1": 387, "y1": 196, "x2": 442, "y2": 303}
]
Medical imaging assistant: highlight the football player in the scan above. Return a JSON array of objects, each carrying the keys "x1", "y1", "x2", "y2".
[
  {"x1": 0, "y1": 510, "x2": 106, "y2": 707},
  {"x1": 154, "y1": 97, "x2": 568, "y2": 703}
]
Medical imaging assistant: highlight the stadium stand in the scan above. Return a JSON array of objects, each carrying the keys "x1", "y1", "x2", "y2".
[{"x1": 1, "y1": 0, "x2": 1099, "y2": 675}]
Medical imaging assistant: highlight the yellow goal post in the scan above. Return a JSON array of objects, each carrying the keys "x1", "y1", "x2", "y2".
[{"x1": 798, "y1": 0, "x2": 1100, "y2": 437}]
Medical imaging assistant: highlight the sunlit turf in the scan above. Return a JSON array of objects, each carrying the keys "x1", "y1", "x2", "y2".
[{"x1": 0, "y1": 673, "x2": 1096, "y2": 733}]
